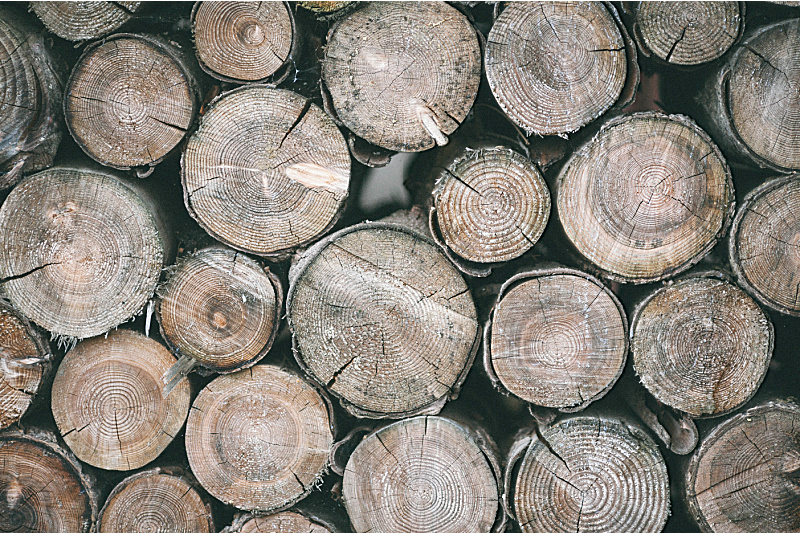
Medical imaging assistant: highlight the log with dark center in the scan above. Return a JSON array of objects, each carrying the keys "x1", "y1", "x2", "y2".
[{"x1": 30, "y1": 1, "x2": 141, "y2": 41}]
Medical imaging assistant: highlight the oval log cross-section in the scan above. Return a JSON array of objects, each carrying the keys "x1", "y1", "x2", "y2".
[
  {"x1": 222, "y1": 511, "x2": 334, "y2": 533},
  {"x1": 30, "y1": 1, "x2": 142, "y2": 41}
]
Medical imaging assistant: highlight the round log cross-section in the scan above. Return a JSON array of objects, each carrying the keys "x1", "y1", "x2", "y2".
[
  {"x1": 51, "y1": 330, "x2": 191, "y2": 471},
  {"x1": 513, "y1": 416, "x2": 670, "y2": 533},
  {"x1": 631, "y1": 274, "x2": 773, "y2": 418},
  {"x1": 322, "y1": 1, "x2": 481, "y2": 151},
  {"x1": 343, "y1": 416, "x2": 500, "y2": 533},
  {"x1": 185, "y1": 365, "x2": 334, "y2": 513},
  {"x1": 0, "y1": 168, "x2": 167, "y2": 339},
  {"x1": 556, "y1": 112, "x2": 734, "y2": 283},
  {"x1": 30, "y1": 1, "x2": 142, "y2": 41},
  {"x1": 287, "y1": 223, "x2": 480, "y2": 419},
  {"x1": 222, "y1": 511, "x2": 335, "y2": 533},
  {"x1": 485, "y1": 1, "x2": 629, "y2": 136},
  {"x1": 686, "y1": 401, "x2": 800, "y2": 533},
  {"x1": 182, "y1": 86, "x2": 350, "y2": 257},
  {"x1": 488, "y1": 268, "x2": 627, "y2": 411},
  {"x1": 65, "y1": 33, "x2": 196, "y2": 171}
]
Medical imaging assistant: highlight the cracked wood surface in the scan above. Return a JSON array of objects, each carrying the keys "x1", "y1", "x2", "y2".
[{"x1": 30, "y1": 1, "x2": 141, "y2": 41}]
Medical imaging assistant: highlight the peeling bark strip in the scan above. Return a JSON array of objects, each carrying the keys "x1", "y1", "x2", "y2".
[
  {"x1": 631, "y1": 273, "x2": 773, "y2": 418},
  {"x1": 99, "y1": 467, "x2": 214, "y2": 533},
  {"x1": 686, "y1": 400, "x2": 800, "y2": 533},
  {"x1": 432, "y1": 147, "x2": 551, "y2": 264},
  {"x1": 222, "y1": 511, "x2": 334, "y2": 533},
  {"x1": 487, "y1": 268, "x2": 627, "y2": 411},
  {"x1": 157, "y1": 246, "x2": 281, "y2": 374},
  {"x1": 631, "y1": 1, "x2": 742, "y2": 66},
  {"x1": 322, "y1": 1, "x2": 481, "y2": 152},
  {"x1": 486, "y1": 1, "x2": 631, "y2": 136},
  {"x1": 65, "y1": 33, "x2": 196, "y2": 172},
  {"x1": 182, "y1": 85, "x2": 350, "y2": 257},
  {"x1": 51, "y1": 330, "x2": 191, "y2": 471},
  {"x1": 343, "y1": 416, "x2": 500, "y2": 533},
  {"x1": 0, "y1": 168, "x2": 167, "y2": 339},
  {"x1": 0, "y1": 6, "x2": 63, "y2": 190},
  {"x1": 287, "y1": 223, "x2": 480, "y2": 419},
  {"x1": 556, "y1": 112, "x2": 734, "y2": 284},
  {"x1": 30, "y1": 1, "x2": 142, "y2": 41},
  {"x1": 0, "y1": 429, "x2": 97, "y2": 533},
  {"x1": 185, "y1": 365, "x2": 334, "y2": 513},
  {"x1": 0, "y1": 301, "x2": 50, "y2": 431},
  {"x1": 512, "y1": 416, "x2": 669, "y2": 533},
  {"x1": 730, "y1": 174, "x2": 800, "y2": 316},
  {"x1": 192, "y1": 1, "x2": 295, "y2": 83}
]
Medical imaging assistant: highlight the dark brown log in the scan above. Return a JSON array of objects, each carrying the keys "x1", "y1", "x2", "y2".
[
  {"x1": 182, "y1": 85, "x2": 351, "y2": 258},
  {"x1": 342, "y1": 415, "x2": 501, "y2": 533},
  {"x1": 556, "y1": 112, "x2": 734, "y2": 283},
  {"x1": 509, "y1": 415, "x2": 670, "y2": 533},
  {"x1": 185, "y1": 364, "x2": 335, "y2": 513},
  {"x1": 287, "y1": 222, "x2": 480, "y2": 419},
  {"x1": 51, "y1": 330, "x2": 191, "y2": 471},
  {"x1": 98, "y1": 467, "x2": 214, "y2": 533},
  {"x1": 485, "y1": 1, "x2": 638, "y2": 136},
  {"x1": 729, "y1": 174, "x2": 800, "y2": 316},
  {"x1": 0, "y1": 167, "x2": 170, "y2": 339},
  {"x1": 485, "y1": 267, "x2": 627, "y2": 412},
  {"x1": 30, "y1": 1, "x2": 142, "y2": 41},
  {"x1": 322, "y1": 1, "x2": 481, "y2": 151},
  {"x1": 686, "y1": 400, "x2": 800, "y2": 533},
  {"x1": 0, "y1": 428, "x2": 98, "y2": 533},
  {"x1": 0, "y1": 5, "x2": 63, "y2": 190},
  {"x1": 64, "y1": 33, "x2": 197, "y2": 174}
]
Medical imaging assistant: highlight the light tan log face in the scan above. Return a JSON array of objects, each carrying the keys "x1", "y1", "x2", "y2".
[
  {"x1": 557, "y1": 113, "x2": 734, "y2": 283},
  {"x1": 486, "y1": 1, "x2": 626, "y2": 136},
  {"x1": 288, "y1": 224, "x2": 479, "y2": 418},
  {"x1": 728, "y1": 19, "x2": 800, "y2": 171},
  {"x1": 687, "y1": 401, "x2": 800, "y2": 533},
  {"x1": 0, "y1": 168, "x2": 165, "y2": 339},
  {"x1": 185, "y1": 365, "x2": 333, "y2": 513},
  {"x1": 514, "y1": 417, "x2": 669, "y2": 533},
  {"x1": 51, "y1": 330, "x2": 190, "y2": 471},
  {"x1": 193, "y1": 1, "x2": 292, "y2": 82},
  {"x1": 632, "y1": 275, "x2": 772, "y2": 418},
  {"x1": 224, "y1": 511, "x2": 332, "y2": 533},
  {"x1": 182, "y1": 86, "x2": 350, "y2": 256},
  {"x1": 731, "y1": 174, "x2": 800, "y2": 316},
  {"x1": 343, "y1": 416, "x2": 499, "y2": 533},
  {"x1": 30, "y1": 1, "x2": 141, "y2": 41},
  {"x1": 65, "y1": 34, "x2": 195, "y2": 170},
  {"x1": 490, "y1": 270, "x2": 626, "y2": 410},
  {"x1": 322, "y1": 1, "x2": 481, "y2": 152}
]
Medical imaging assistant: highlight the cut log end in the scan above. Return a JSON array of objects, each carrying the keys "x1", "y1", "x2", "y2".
[
  {"x1": 223, "y1": 511, "x2": 333, "y2": 533},
  {"x1": 30, "y1": 1, "x2": 142, "y2": 41}
]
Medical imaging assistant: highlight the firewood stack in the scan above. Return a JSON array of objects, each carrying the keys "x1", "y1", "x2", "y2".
[{"x1": 1, "y1": 2, "x2": 799, "y2": 532}]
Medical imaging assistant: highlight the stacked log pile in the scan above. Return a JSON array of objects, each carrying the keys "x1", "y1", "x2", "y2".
[{"x1": 1, "y1": 2, "x2": 799, "y2": 533}]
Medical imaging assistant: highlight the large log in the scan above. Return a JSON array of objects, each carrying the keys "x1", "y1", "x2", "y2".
[{"x1": 30, "y1": 1, "x2": 142, "y2": 41}]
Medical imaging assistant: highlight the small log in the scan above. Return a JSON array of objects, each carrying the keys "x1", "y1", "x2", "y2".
[
  {"x1": 0, "y1": 428, "x2": 98, "y2": 533},
  {"x1": 628, "y1": 1, "x2": 743, "y2": 66},
  {"x1": 485, "y1": 267, "x2": 627, "y2": 412},
  {"x1": 0, "y1": 167, "x2": 169, "y2": 339},
  {"x1": 631, "y1": 273, "x2": 773, "y2": 418},
  {"x1": 287, "y1": 222, "x2": 480, "y2": 419},
  {"x1": 322, "y1": 1, "x2": 481, "y2": 151},
  {"x1": 0, "y1": 301, "x2": 51, "y2": 431},
  {"x1": 729, "y1": 174, "x2": 800, "y2": 316},
  {"x1": 0, "y1": 6, "x2": 63, "y2": 190},
  {"x1": 556, "y1": 112, "x2": 734, "y2": 283},
  {"x1": 64, "y1": 33, "x2": 197, "y2": 173},
  {"x1": 51, "y1": 330, "x2": 191, "y2": 471},
  {"x1": 343, "y1": 415, "x2": 501, "y2": 533},
  {"x1": 182, "y1": 85, "x2": 350, "y2": 258},
  {"x1": 485, "y1": 1, "x2": 637, "y2": 136},
  {"x1": 185, "y1": 364, "x2": 334, "y2": 513},
  {"x1": 30, "y1": 1, "x2": 142, "y2": 41},
  {"x1": 510, "y1": 415, "x2": 669, "y2": 533},
  {"x1": 98, "y1": 467, "x2": 214, "y2": 533},
  {"x1": 192, "y1": 1, "x2": 296, "y2": 84},
  {"x1": 686, "y1": 400, "x2": 800, "y2": 533},
  {"x1": 222, "y1": 510, "x2": 342, "y2": 533}
]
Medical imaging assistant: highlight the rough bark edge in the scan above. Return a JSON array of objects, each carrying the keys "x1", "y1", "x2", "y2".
[
  {"x1": 482, "y1": 265, "x2": 628, "y2": 413},
  {"x1": 287, "y1": 221, "x2": 481, "y2": 420},
  {"x1": 729, "y1": 173, "x2": 800, "y2": 316},
  {"x1": 296, "y1": 1, "x2": 360, "y2": 22}
]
